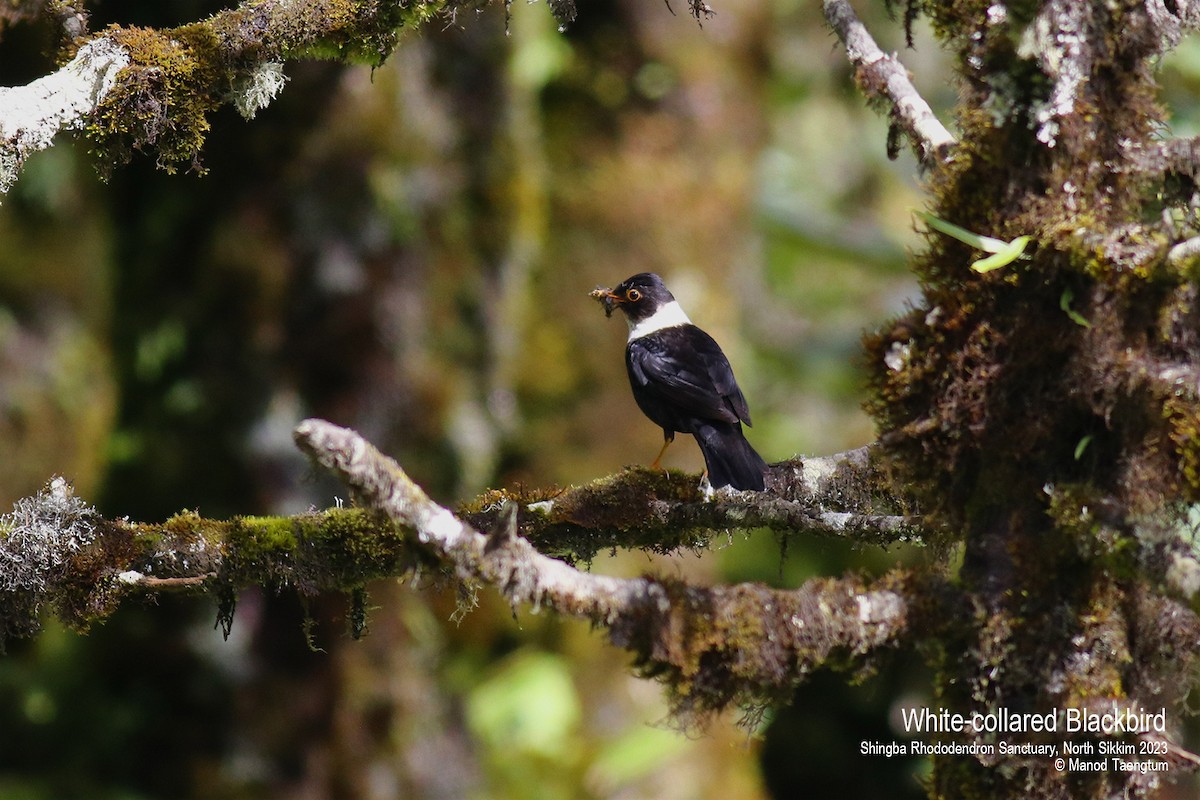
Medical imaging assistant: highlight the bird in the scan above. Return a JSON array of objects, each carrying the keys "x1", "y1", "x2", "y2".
[{"x1": 591, "y1": 272, "x2": 767, "y2": 491}]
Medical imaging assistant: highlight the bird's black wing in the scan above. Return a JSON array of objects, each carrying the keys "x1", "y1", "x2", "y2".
[{"x1": 626, "y1": 326, "x2": 751, "y2": 426}]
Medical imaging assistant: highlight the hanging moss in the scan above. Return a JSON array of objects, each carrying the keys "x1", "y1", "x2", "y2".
[
  {"x1": 87, "y1": 25, "x2": 228, "y2": 174},
  {"x1": 611, "y1": 571, "x2": 916, "y2": 721}
]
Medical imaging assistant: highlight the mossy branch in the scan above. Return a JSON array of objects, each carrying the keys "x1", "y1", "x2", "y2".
[
  {"x1": 0, "y1": 38, "x2": 130, "y2": 193},
  {"x1": 292, "y1": 418, "x2": 928, "y2": 716},
  {"x1": 0, "y1": 0, "x2": 446, "y2": 190},
  {"x1": 0, "y1": 419, "x2": 925, "y2": 655},
  {"x1": 462, "y1": 445, "x2": 928, "y2": 563},
  {"x1": 0, "y1": 479, "x2": 433, "y2": 644},
  {"x1": 0, "y1": 0, "x2": 723, "y2": 194},
  {"x1": 0, "y1": 412, "x2": 933, "y2": 718}
]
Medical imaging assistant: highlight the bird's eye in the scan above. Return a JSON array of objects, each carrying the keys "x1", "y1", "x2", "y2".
[{"x1": 626, "y1": 288, "x2": 642, "y2": 302}]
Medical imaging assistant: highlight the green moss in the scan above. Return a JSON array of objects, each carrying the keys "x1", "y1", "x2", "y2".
[
  {"x1": 87, "y1": 25, "x2": 228, "y2": 174},
  {"x1": 222, "y1": 508, "x2": 420, "y2": 592},
  {"x1": 86, "y1": 0, "x2": 447, "y2": 175},
  {"x1": 457, "y1": 467, "x2": 710, "y2": 564},
  {"x1": 1164, "y1": 397, "x2": 1200, "y2": 500},
  {"x1": 236, "y1": 514, "x2": 300, "y2": 553}
]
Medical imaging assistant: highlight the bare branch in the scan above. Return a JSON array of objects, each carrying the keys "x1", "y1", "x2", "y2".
[
  {"x1": 293, "y1": 417, "x2": 694, "y2": 618},
  {"x1": 117, "y1": 571, "x2": 217, "y2": 589},
  {"x1": 821, "y1": 0, "x2": 955, "y2": 167}
]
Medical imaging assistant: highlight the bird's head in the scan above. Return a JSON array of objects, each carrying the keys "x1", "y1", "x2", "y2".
[{"x1": 589, "y1": 273, "x2": 676, "y2": 325}]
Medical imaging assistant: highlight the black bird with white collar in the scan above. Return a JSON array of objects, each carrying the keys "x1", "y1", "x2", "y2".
[{"x1": 592, "y1": 272, "x2": 767, "y2": 491}]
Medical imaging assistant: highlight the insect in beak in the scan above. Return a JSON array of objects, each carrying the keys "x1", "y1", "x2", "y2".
[{"x1": 589, "y1": 287, "x2": 624, "y2": 318}]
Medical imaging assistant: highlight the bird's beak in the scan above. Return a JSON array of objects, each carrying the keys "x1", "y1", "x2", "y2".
[{"x1": 589, "y1": 287, "x2": 624, "y2": 318}]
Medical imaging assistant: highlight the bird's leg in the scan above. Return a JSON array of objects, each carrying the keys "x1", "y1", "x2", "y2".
[{"x1": 650, "y1": 433, "x2": 674, "y2": 471}]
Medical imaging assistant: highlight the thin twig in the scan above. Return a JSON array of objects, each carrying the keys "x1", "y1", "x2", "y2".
[{"x1": 119, "y1": 571, "x2": 217, "y2": 589}]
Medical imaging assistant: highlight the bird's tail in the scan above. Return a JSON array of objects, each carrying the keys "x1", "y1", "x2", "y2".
[{"x1": 693, "y1": 421, "x2": 767, "y2": 491}]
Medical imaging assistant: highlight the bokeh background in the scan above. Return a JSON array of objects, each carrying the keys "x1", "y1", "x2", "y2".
[{"x1": 3, "y1": 0, "x2": 1199, "y2": 797}]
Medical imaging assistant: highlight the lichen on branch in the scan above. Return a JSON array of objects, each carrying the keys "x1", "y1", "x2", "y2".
[
  {"x1": 2, "y1": 0, "x2": 723, "y2": 191},
  {"x1": 0, "y1": 480, "x2": 430, "y2": 646},
  {"x1": 0, "y1": 418, "x2": 931, "y2": 728},
  {"x1": 84, "y1": 0, "x2": 446, "y2": 174},
  {"x1": 292, "y1": 418, "x2": 925, "y2": 717},
  {"x1": 822, "y1": 0, "x2": 955, "y2": 167},
  {"x1": 0, "y1": 38, "x2": 129, "y2": 193},
  {"x1": 1, "y1": 0, "x2": 450, "y2": 189}
]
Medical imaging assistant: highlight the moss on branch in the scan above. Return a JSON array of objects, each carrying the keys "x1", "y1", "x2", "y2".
[
  {"x1": 290, "y1": 418, "x2": 932, "y2": 720},
  {"x1": 614, "y1": 570, "x2": 924, "y2": 721},
  {"x1": 0, "y1": 479, "x2": 433, "y2": 645},
  {"x1": 84, "y1": 0, "x2": 447, "y2": 173},
  {"x1": 0, "y1": 443, "x2": 922, "y2": 649},
  {"x1": 0, "y1": 426, "x2": 928, "y2": 720},
  {"x1": 461, "y1": 452, "x2": 925, "y2": 565}
]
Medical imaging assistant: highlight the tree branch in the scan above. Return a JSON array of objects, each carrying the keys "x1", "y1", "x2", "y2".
[
  {"x1": 293, "y1": 418, "x2": 925, "y2": 715},
  {"x1": 1, "y1": 0, "x2": 722, "y2": 194},
  {"x1": 0, "y1": 478, "x2": 439, "y2": 643},
  {"x1": 821, "y1": 0, "x2": 955, "y2": 167},
  {"x1": 460, "y1": 446, "x2": 927, "y2": 563},
  {"x1": 0, "y1": 432, "x2": 923, "y2": 646},
  {"x1": 0, "y1": 0, "x2": 450, "y2": 192},
  {"x1": 0, "y1": 420, "x2": 928, "y2": 713},
  {"x1": 1144, "y1": 0, "x2": 1200, "y2": 53}
]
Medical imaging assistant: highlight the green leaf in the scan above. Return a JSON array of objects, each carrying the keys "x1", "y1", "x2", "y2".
[
  {"x1": 1060, "y1": 287, "x2": 1091, "y2": 328},
  {"x1": 970, "y1": 235, "x2": 1032, "y2": 273},
  {"x1": 1074, "y1": 434, "x2": 1093, "y2": 461},
  {"x1": 915, "y1": 210, "x2": 1009, "y2": 253},
  {"x1": 914, "y1": 211, "x2": 1032, "y2": 273}
]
